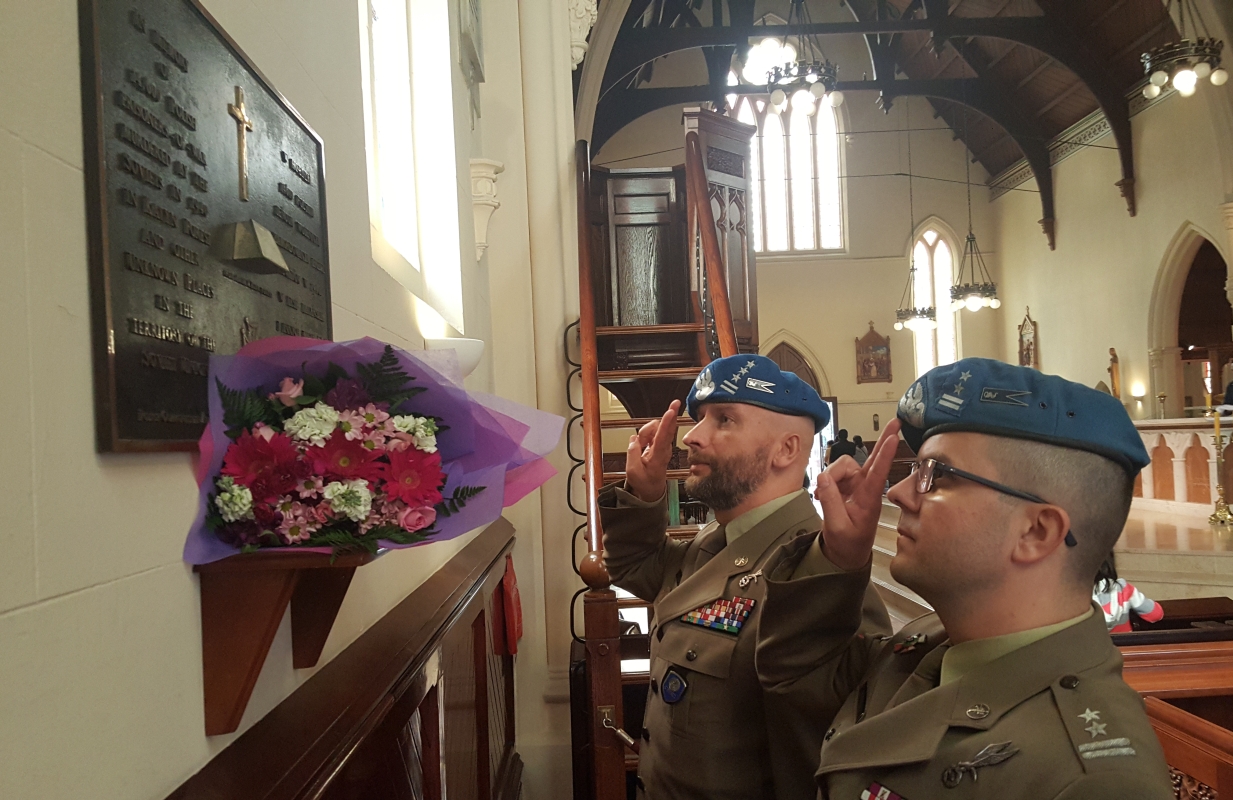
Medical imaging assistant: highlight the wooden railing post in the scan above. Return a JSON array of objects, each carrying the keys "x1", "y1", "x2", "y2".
[
  {"x1": 575, "y1": 139, "x2": 626, "y2": 800},
  {"x1": 684, "y1": 132, "x2": 739, "y2": 358}
]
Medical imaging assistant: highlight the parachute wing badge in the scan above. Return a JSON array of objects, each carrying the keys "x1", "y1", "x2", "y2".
[{"x1": 694, "y1": 367, "x2": 715, "y2": 401}]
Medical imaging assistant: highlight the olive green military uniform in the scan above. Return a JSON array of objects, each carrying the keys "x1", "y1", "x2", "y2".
[
  {"x1": 601, "y1": 488, "x2": 891, "y2": 800},
  {"x1": 756, "y1": 535, "x2": 1174, "y2": 800}
]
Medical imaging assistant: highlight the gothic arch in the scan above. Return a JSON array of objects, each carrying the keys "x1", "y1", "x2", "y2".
[
  {"x1": 575, "y1": 0, "x2": 631, "y2": 141},
  {"x1": 760, "y1": 329, "x2": 832, "y2": 395},
  {"x1": 1147, "y1": 221, "x2": 1228, "y2": 416}
]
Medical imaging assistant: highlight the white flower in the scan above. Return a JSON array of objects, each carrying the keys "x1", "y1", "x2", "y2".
[
  {"x1": 393, "y1": 415, "x2": 439, "y2": 452},
  {"x1": 214, "y1": 477, "x2": 255, "y2": 523},
  {"x1": 284, "y1": 403, "x2": 341, "y2": 446},
  {"x1": 323, "y1": 479, "x2": 373, "y2": 522}
]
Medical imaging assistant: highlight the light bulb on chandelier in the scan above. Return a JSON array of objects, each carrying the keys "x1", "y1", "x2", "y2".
[
  {"x1": 1174, "y1": 66, "x2": 1199, "y2": 96},
  {"x1": 791, "y1": 89, "x2": 816, "y2": 114}
]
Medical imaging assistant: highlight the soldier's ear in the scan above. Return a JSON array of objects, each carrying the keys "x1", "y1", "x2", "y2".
[{"x1": 1010, "y1": 503, "x2": 1071, "y2": 566}]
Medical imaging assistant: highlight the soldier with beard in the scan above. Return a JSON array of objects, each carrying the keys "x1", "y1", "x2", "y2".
[{"x1": 599, "y1": 355, "x2": 891, "y2": 800}]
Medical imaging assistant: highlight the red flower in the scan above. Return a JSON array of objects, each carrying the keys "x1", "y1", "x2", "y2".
[
  {"x1": 311, "y1": 432, "x2": 384, "y2": 482},
  {"x1": 222, "y1": 429, "x2": 300, "y2": 487},
  {"x1": 383, "y1": 448, "x2": 445, "y2": 507},
  {"x1": 248, "y1": 460, "x2": 311, "y2": 503}
]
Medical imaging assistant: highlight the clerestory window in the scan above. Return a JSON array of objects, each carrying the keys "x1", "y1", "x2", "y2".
[
  {"x1": 727, "y1": 78, "x2": 844, "y2": 254},
  {"x1": 911, "y1": 228, "x2": 959, "y2": 376}
]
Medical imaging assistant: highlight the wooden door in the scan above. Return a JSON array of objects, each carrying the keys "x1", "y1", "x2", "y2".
[{"x1": 604, "y1": 169, "x2": 688, "y2": 327}]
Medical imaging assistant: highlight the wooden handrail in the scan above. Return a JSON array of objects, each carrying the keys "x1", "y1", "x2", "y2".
[
  {"x1": 575, "y1": 139, "x2": 610, "y2": 589},
  {"x1": 684, "y1": 131, "x2": 739, "y2": 358}
]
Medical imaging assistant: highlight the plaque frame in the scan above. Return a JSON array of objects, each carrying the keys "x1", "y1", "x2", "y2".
[{"x1": 78, "y1": 0, "x2": 333, "y2": 452}]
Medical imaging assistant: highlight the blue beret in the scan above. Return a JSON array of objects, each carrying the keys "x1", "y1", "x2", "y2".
[
  {"x1": 896, "y1": 358, "x2": 1149, "y2": 475},
  {"x1": 687, "y1": 354, "x2": 831, "y2": 432}
]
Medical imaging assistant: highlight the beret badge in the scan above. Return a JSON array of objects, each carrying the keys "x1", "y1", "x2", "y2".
[
  {"x1": 899, "y1": 381, "x2": 926, "y2": 428},
  {"x1": 694, "y1": 367, "x2": 716, "y2": 401}
]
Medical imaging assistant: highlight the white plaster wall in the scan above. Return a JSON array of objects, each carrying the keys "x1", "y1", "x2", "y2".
[
  {"x1": 993, "y1": 87, "x2": 1233, "y2": 409},
  {"x1": 0, "y1": 0, "x2": 530, "y2": 797}
]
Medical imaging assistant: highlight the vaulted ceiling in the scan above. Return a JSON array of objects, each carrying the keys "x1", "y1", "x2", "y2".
[{"x1": 582, "y1": 0, "x2": 1183, "y2": 247}]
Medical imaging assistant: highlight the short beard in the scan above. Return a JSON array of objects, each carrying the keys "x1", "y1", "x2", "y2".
[{"x1": 685, "y1": 445, "x2": 771, "y2": 512}]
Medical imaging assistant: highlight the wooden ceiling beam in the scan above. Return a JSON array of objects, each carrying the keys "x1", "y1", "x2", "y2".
[
  {"x1": 1015, "y1": 56, "x2": 1055, "y2": 90},
  {"x1": 1034, "y1": 78, "x2": 1084, "y2": 117}
]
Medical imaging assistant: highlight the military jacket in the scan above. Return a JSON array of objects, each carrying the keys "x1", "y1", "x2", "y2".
[
  {"x1": 601, "y1": 488, "x2": 891, "y2": 800},
  {"x1": 756, "y1": 535, "x2": 1174, "y2": 800}
]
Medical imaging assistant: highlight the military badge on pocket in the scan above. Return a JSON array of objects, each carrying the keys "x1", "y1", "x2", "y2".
[
  {"x1": 860, "y1": 782, "x2": 907, "y2": 800},
  {"x1": 662, "y1": 669, "x2": 689, "y2": 704}
]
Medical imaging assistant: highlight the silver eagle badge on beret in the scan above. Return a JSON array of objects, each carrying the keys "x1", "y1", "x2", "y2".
[
  {"x1": 899, "y1": 381, "x2": 926, "y2": 428},
  {"x1": 694, "y1": 367, "x2": 715, "y2": 401}
]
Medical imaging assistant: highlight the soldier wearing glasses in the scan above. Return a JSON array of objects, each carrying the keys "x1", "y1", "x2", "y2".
[{"x1": 757, "y1": 358, "x2": 1172, "y2": 800}]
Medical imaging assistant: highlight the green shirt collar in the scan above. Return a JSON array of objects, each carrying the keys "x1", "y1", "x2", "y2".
[
  {"x1": 939, "y1": 608, "x2": 1094, "y2": 686},
  {"x1": 725, "y1": 491, "x2": 806, "y2": 546}
]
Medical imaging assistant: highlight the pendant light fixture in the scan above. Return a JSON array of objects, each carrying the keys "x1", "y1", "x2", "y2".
[
  {"x1": 895, "y1": 100, "x2": 937, "y2": 333},
  {"x1": 1141, "y1": 0, "x2": 1226, "y2": 100},
  {"x1": 753, "y1": 0, "x2": 843, "y2": 116},
  {"x1": 950, "y1": 53, "x2": 1001, "y2": 313}
]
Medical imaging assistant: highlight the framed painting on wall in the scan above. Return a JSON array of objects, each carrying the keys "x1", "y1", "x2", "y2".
[
  {"x1": 1018, "y1": 308, "x2": 1039, "y2": 369},
  {"x1": 855, "y1": 323, "x2": 892, "y2": 384}
]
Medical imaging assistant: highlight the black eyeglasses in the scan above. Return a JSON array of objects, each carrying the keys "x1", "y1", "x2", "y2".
[{"x1": 909, "y1": 458, "x2": 1077, "y2": 547}]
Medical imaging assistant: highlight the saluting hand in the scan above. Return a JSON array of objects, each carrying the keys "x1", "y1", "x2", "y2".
[
  {"x1": 625, "y1": 400, "x2": 681, "y2": 503},
  {"x1": 813, "y1": 419, "x2": 902, "y2": 571}
]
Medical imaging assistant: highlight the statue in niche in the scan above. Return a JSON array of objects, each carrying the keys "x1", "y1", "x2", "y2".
[{"x1": 1108, "y1": 348, "x2": 1122, "y2": 400}]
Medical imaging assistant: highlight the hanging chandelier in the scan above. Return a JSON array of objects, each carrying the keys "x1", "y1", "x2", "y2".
[
  {"x1": 1142, "y1": 0, "x2": 1226, "y2": 99},
  {"x1": 895, "y1": 101, "x2": 936, "y2": 333},
  {"x1": 951, "y1": 233, "x2": 1001, "y2": 312},
  {"x1": 742, "y1": 0, "x2": 844, "y2": 116},
  {"x1": 951, "y1": 49, "x2": 1001, "y2": 314}
]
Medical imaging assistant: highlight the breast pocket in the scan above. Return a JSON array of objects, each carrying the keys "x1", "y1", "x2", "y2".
[{"x1": 653, "y1": 622, "x2": 740, "y2": 738}]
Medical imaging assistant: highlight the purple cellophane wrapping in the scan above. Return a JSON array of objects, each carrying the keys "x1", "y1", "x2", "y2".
[{"x1": 183, "y1": 336, "x2": 563, "y2": 564}]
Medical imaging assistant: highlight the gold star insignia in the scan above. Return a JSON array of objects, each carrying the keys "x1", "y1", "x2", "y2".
[
  {"x1": 1085, "y1": 721, "x2": 1108, "y2": 738},
  {"x1": 1078, "y1": 708, "x2": 1101, "y2": 723}
]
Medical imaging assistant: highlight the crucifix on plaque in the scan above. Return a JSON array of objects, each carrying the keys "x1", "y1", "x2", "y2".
[{"x1": 227, "y1": 85, "x2": 254, "y2": 201}]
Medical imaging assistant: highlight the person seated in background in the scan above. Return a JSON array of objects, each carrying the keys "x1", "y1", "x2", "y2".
[
  {"x1": 757, "y1": 358, "x2": 1173, "y2": 800},
  {"x1": 1094, "y1": 554, "x2": 1163, "y2": 633},
  {"x1": 599, "y1": 355, "x2": 890, "y2": 800},
  {"x1": 852, "y1": 435, "x2": 869, "y2": 466},
  {"x1": 828, "y1": 428, "x2": 856, "y2": 464}
]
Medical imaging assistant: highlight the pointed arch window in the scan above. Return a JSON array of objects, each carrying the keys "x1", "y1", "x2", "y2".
[
  {"x1": 730, "y1": 88, "x2": 844, "y2": 253},
  {"x1": 912, "y1": 227, "x2": 958, "y2": 376}
]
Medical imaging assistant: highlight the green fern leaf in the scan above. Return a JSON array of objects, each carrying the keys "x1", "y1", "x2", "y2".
[
  {"x1": 436, "y1": 484, "x2": 486, "y2": 518},
  {"x1": 216, "y1": 379, "x2": 275, "y2": 438},
  {"x1": 355, "y1": 345, "x2": 425, "y2": 411}
]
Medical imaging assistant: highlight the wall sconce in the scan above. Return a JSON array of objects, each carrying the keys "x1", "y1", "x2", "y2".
[
  {"x1": 424, "y1": 338, "x2": 486, "y2": 378},
  {"x1": 873, "y1": 413, "x2": 880, "y2": 432},
  {"x1": 1131, "y1": 382, "x2": 1147, "y2": 399}
]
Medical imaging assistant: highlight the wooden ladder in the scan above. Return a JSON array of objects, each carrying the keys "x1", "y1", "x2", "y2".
[{"x1": 572, "y1": 130, "x2": 742, "y2": 799}]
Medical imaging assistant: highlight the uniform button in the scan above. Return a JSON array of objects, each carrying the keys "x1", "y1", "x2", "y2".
[
  {"x1": 734, "y1": 557, "x2": 749, "y2": 567},
  {"x1": 1060, "y1": 675, "x2": 1080, "y2": 689},
  {"x1": 686, "y1": 649, "x2": 697, "y2": 661},
  {"x1": 650, "y1": 678, "x2": 658, "y2": 694},
  {"x1": 641, "y1": 726, "x2": 651, "y2": 741},
  {"x1": 966, "y1": 703, "x2": 991, "y2": 720},
  {"x1": 824, "y1": 728, "x2": 837, "y2": 741}
]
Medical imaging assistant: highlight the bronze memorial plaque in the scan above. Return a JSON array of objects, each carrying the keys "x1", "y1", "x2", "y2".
[{"x1": 79, "y1": 0, "x2": 332, "y2": 452}]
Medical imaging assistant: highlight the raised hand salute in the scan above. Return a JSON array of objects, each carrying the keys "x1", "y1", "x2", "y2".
[
  {"x1": 811, "y1": 419, "x2": 901, "y2": 572},
  {"x1": 624, "y1": 399, "x2": 680, "y2": 503}
]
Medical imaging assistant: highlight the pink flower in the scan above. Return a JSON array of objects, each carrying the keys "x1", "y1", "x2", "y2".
[
  {"x1": 270, "y1": 377, "x2": 304, "y2": 407},
  {"x1": 275, "y1": 497, "x2": 320, "y2": 544},
  {"x1": 386, "y1": 432, "x2": 415, "y2": 452},
  {"x1": 337, "y1": 409, "x2": 366, "y2": 441},
  {"x1": 397, "y1": 505, "x2": 436, "y2": 533},
  {"x1": 296, "y1": 475, "x2": 324, "y2": 499},
  {"x1": 359, "y1": 404, "x2": 391, "y2": 428}
]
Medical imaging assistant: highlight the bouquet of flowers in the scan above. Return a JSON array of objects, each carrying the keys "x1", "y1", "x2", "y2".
[{"x1": 185, "y1": 336, "x2": 562, "y2": 563}]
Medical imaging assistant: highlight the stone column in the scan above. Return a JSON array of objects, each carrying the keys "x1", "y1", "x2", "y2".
[
  {"x1": 1139, "y1": 432, "x2": 1155, "y2": 500},
  {"x1": 1222, "y1": 202, "x2": 1233, "y2": 308},
  {"x1": 1148, "y1": 346, "x2": 1185, "y2": 418},
  {"x1": 1172, "y1": 456, "x2": 1189, "y2": 503}
]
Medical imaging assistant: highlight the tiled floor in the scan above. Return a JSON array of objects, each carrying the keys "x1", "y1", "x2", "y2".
[{"x1": 1116, "y1": 508, "x2": 1233, "y2": 600}]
